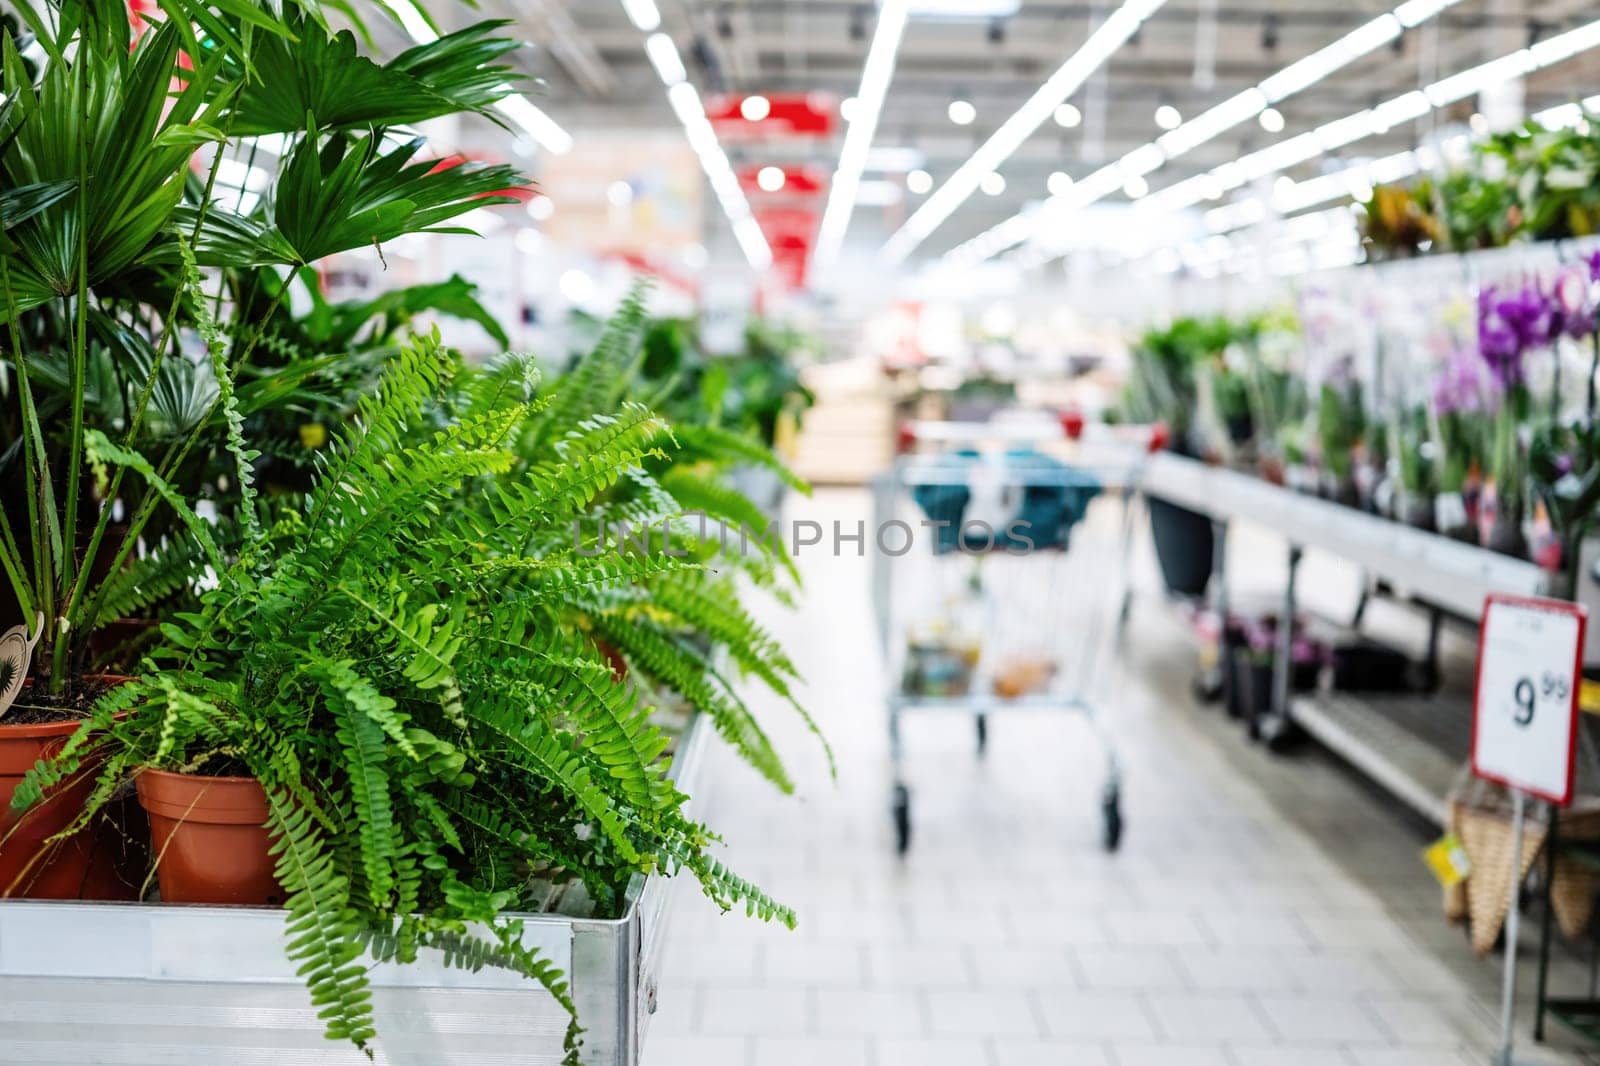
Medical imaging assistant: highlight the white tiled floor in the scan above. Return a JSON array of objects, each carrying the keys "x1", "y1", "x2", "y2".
[{"x1": 643, "y1": 490, "x2": 1600, "y2": 1066}]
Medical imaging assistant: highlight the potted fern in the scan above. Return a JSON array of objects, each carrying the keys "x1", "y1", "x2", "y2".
[
  {"x1": 19, "y1": 329, "x2": 806, "y2": 1058},
  {"x1": 0, "y1": 0, "x2": 522, "y2": 894}
]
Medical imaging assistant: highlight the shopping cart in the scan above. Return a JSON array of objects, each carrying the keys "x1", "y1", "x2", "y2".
[{"x1": 870, "y1": 414, "x2": 1157, "y2": 855}]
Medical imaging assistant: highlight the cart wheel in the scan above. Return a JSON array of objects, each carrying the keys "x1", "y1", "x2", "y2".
[
  {"x1": 1101, "y1": 790, "x2": 1123, "y2": 852},
  {"x1": 975, "y1": 714, "x2": 988, "y2": 756},
  {"x1": 892, "y1": 784, "x2": 912, "y2": 855}
]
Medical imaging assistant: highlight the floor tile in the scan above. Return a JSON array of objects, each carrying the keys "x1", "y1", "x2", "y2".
[
  {"x1": 874, "y1": 1036, "x2": 991, "y2": 1066},
  {"x1": 641, "y1": 1035, "x2": 747, "y2": 1066},
  {"x1": 991, "y1": 1039, "x2": 1112, "y2": 1066},
  {"x1": 1254, "y1": 994, "x2": 1387, "y2": 1044},
  {"x1": 1037, "y1": 992, "x2": 1158, "y2": 1041},
  {"x1": 1070, "y1": 947, "x2": 1188, "y2": 991},
  {"x1": 925, "y1": 988, "x2": 1041, "y2": 1037},
  {"x1": 698, "y1": 986, "x2": 809, "y2": 1038},
  {"x1": 970, "y1": 945, "x2": 1079, "y2": 989},
  {"x1": 812, "y1": 986, "x2": 924, "y2": 1037},
  {"x1": 1108, "y1": 1044, "x2": 1230, "y2": 1066},
  {"x1": 751, "y1": 1036, "x2": 868, "y2": 1066},
  {"x1": 1142, "y1": 993, "x2": 1271, "y2": 1043}
]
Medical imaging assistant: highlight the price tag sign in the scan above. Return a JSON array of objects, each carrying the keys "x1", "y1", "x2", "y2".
[{"x1": 1473, "y1": 594, "x2": 1588, "y2": 806}]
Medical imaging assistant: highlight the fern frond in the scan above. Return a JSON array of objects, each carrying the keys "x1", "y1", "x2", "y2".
[{"x1": 261, "y1": 790, "x2": 375, "y2": 1051}]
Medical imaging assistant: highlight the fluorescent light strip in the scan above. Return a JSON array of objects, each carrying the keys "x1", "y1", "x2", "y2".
[
  {"x1": 881, "y1": 0, "x2": 1170, "y2": 265},
  {"x1": 941, "y1": 0, "x2": 1465, "y2": 266},
  {"x1": 1139, "y1": 93, "x2": 1600, "y2": 279},
  {"x1": 812, "y1": 0, "x2": 911, "y2": 279},
  {"x1": 622, "y1": 0, "x2": 661, "y2": 31},
  {"x1": 379, "y1": 0, "x2": 572, "y2": 155},
  {"x1": 646, "y1": 32, "x2": 687, "y2": 85},
  {"x1": 953, "y1": 13, "x2": 1600, "y2": 268},
  {"x1": 624, "y1": 17, "x2": 769, "y2": 271},
  {"x1": 665, "y1": 81, "x2": 771, "y2": 270},
  {"x1": 1214, "y1": 93, "x2": 1600, "y2": 232}
]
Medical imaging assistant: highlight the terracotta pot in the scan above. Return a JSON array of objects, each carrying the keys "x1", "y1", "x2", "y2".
[
  {"x1": 136, "y1": 770, "x2": 283, "y2": 905},
  {"x1": 0, "y1": 676, "x2": 137, "y2": 900}
]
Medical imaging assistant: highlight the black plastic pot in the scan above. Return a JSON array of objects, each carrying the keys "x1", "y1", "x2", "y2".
[{"x1": 1148, "y1": 495, "x2": 1213, "y2": 598}]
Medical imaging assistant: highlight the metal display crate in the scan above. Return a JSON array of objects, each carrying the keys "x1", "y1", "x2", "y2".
[{"x1": 0, "y1": 715, "x2": 710, "y2": 1066}]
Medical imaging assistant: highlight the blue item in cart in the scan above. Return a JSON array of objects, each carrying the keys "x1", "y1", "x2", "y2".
[
  {"x1": 910, "y1": 449, "x2": 1100, "y2": 553},
  {"x1": 988, "y1": 450, "x2": 1100, "y2": 551},
  {"x1": 910, "y1": 451, "x2": 977, "y2": 553}
]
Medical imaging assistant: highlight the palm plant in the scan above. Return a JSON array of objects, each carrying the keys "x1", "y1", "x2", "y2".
[{"x1": 0, "y1": 0, "x2": 524, "y2": 705}]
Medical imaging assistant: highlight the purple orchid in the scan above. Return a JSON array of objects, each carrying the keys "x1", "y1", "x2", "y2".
[{"x1": 1478, "y1": 282, "x2": 1558, "y2": 386}]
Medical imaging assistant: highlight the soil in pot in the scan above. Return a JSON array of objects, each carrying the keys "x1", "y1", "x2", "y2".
[
  {"x1": 0, "y1": 675, "x2": 134, "y2": 899},
  {"x1": 136, "y1": 770, "x2": 283, "y2": 905}
]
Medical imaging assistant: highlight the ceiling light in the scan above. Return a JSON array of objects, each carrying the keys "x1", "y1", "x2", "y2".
[
  {"x1": 621, "y1": 0, "x2": 661, "y2": 31},
  {"x1": 840, "y1": 96, "x2": 859, "y2": 122},
  {"x1": 813, "y1": 0, "x2": 911, "y2": 279},
  {"x1": 1423, "y1": 50, "x2": 1535, "y2": 107},
  {"x1": 607, "y1": 180, "x2": 633, "y2": 206},
  {"x1": 1154, "y1": 104, "x2": 1182, "y2": 130},
  {"x1": 645, "y1": 33, "x2": 687, "y2": 85},
  {"x1": 1259, "y1": 15, "x2": 1401, "y2": 102},
  {"x1": 881, "y1": 0, "x2": 1171, "y2": 264},
  {"x1": 948, "y1": 99, "x2": 977, "y2": 125},
  {"x1": 936, "y1": 0, "x2": 1476, "y2": 271},
  {"x1": 757, "y1": 165, "x2": 786, "y2": 191},
  {"x1": 1047, "y1": 170, "x2": 1073, "y2": 196},
  {"x1": 980, "y1": 172, "x2": 1006, "y2": 195},
  {"x1": 495, "y1": 95, "x2": 573, "y2": 155},
  {"x1": 1156, "y1": 89, "x2": 1266, "y2": 158},
  {"x1": 1123, "y1": 174, "x2": 1149, "y2": 198},
  {"x1": 527, "y1": 194, "x2": 554, "y2": 221},
  {"x1": 907, "y1": 168, "x2": 934, "y2": 194},
  {"x1": 663, "y1": 81, "x2": 771, "y2": 270},
  {"x1": 1054, "y1": 102, "x2": 1082, "y2": 128},
  {"x1": 741, "y1": 94, "x2": 771, "y2": 121}
]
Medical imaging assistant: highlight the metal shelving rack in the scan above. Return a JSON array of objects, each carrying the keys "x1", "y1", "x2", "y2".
[{"x1": 1142, "y1": 452, "x2": 1554, "y2": 819}]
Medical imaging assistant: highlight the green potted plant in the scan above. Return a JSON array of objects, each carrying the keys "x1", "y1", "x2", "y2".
[
  {"x1": 0, "y1": 0, "x2": 523, "y2": 895},
  {"x1": 19, "y1": 328, "x2": 808, "y2": 1058}
]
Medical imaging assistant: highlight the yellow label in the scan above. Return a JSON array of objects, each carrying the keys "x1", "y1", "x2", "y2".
[
  {"x1": 1581, "y1": 679, "x2": 1600, "y2": 715},
  {"x1": 1422, "y1": 833, "x2": 1471, "y2": 887}
]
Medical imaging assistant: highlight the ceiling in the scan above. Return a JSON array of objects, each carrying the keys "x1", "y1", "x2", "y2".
[{"x1": 402, "y1": 0, "x2": 1600, "y2": 268}]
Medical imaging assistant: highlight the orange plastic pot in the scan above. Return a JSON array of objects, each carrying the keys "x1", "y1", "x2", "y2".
[
  {"x1": 136, "y1": 770, "x2": 283, "y2": 906},
  {"x1": 0, "y1": 718, "x2": 104, "y2": 898},
  {"x1": 0, "y1": 676, "x2": 137, "y2": 900}
]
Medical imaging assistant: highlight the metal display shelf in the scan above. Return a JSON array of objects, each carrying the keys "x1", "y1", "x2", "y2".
[
  {"x1": 1142, "y1": 453, "x2": 1551, "y2": 620},
  {"x1": 1289, "y1": 691, "x2": 1470, "y2": 828},
  {"x1": 1141, "y1": 453, "x2": 1560, "y2": 818},
  {"x1": 0, "y1": 714, "x2": 711, "y2": 1066}
]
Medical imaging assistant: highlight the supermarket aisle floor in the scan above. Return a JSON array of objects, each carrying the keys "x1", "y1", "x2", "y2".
[{"x1": 641, "y1": 489, "x2": 1599, "y2": 1066}]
